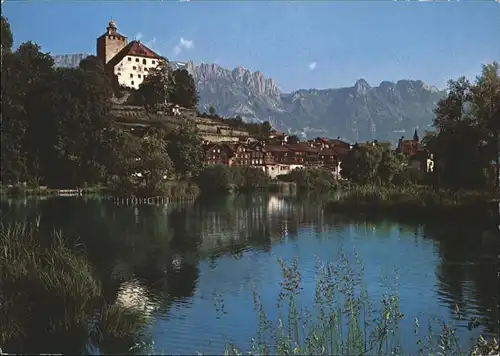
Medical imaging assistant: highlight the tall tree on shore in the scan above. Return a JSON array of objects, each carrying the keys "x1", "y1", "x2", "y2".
[
  {"x1": 26, "y1": 66, "x2": 115, "y2": 187},
  {"x1": 1, "y1": 37, "x2": 54, "y2": 184},
  {"x1": 170, "y1": 69, "x2": 198, "y2": 109},
  {"x1": 166, "y1": 121, "x2": 205, "y2": 179},
  {"x1": 137, "y1": 60, "x2": 173, "y2": 112},
  {"x1": 425, "y1": 62, "x2": 500, "y2": 190},
  {"x1": 1, "y1": 16, "x2": 13, "y2": 52},
  {"x1": 340, "y1": 144, "x2": 383, "y2": 184}
]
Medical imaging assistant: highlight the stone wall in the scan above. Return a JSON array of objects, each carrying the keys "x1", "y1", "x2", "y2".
[{"x1": 111, "y1": 105, "x2": 252, "y2": 143}]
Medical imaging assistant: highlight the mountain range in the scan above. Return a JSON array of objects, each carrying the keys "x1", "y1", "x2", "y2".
[{"x1": 52, "y1": 54, "x2": 446, "y2": 143}]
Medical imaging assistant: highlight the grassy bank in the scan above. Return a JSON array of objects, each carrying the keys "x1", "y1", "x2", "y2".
[
  {"x1": 326, "y1": 185, "x2": 499, "y2": 221},
  {"x1": 1, "y1": 180, "x2": 200, "y2": 201},
  {"x1": 0, "y1": 223, "x2": 151, "y2": 354},
  {"x1": 0, "y1": 184, "x2": 109, "y2": 197}
]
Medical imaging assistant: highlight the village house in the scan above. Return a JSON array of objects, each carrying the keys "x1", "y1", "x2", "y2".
[
  {"x1": 97, "y1": 20, "x2": 165, "y2": 90},
  {"x1": 396, "y1": 129, "x2": 434, "y2": 173},
  {"x1": 203, "y1": 137, "x2": 350, "y2": 180}
]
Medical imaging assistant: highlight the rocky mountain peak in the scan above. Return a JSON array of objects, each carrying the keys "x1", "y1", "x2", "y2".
[
  {"x1": 354, "y1": 78, "x2": 371, "y2": 94},
  {"x1": 51, "y1": 53, "x2": 445, "y2": 143},
  {"x1": 189, "y1": 61, "x2": 281, "y2": 98}
]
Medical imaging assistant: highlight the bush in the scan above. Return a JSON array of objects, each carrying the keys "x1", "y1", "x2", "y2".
[
  {"x1": 279, "y1": 167, "x2": 338, "y2": 192},
  {"x1": 325, "y1": 185, "x2": 497, "y2": 221},
  {"x1": 195, "y1": 165, "x2": 233, "y2": 194},
  {"x1": 230, "y1": 166, "x2": 270, "y2": 192}
]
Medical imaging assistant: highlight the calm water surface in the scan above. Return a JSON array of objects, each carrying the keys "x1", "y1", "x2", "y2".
[{"x1": 1, "y1": 195, "x2": 498, "y2": 354}]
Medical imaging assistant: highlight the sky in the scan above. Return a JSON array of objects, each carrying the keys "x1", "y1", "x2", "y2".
[{"x1": 2, "y1": 0, "x2": 499, "y2": 92}]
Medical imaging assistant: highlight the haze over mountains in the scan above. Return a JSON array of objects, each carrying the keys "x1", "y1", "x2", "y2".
[{"x1": 53, "y1": 54, "x2": 446, "y2": 143}]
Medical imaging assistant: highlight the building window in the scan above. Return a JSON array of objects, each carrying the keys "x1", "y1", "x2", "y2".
[
  {"x1": 142, "y1": 59, "x2": 147, "y2": 65},
  {"x1": 117, "y1": 72, "x2": 121, "y2": 76},
  {"x1": 138, "y1": 74, "x2": 141, "y2": 78},
  {"x1": 130, "y1": 74, "x2": 133, "y2": 78},
  {"x1": 128, "y1": 57, "x2": 132, "y2": 61},
  {"x1": 144, "y1": 68, "x2": 149, "y2": 72},
  {"x1": 131, "y1": 81, "x2": 134, "y2": 85},
  {"x1": 133, "y1": 66, "x2": 137, "y2": 70},
  {"x1": 135, "y1": 58, "x2": 139, "y2": 62},
  {"x1": 152, "y1": 60, "x2": 156, "y2": 65}
]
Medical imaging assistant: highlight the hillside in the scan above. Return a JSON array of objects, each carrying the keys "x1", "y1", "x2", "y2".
[{"x1": 53, "y1": 54, "x2": 445, "y2": 142}]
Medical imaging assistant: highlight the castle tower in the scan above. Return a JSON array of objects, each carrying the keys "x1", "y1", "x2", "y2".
[
  {"x1": 96, "y1": 19, "x2": 128, "y2": 64},
  {"x1": 413, "y1": 128, "x2": 419, "y2": 142}
]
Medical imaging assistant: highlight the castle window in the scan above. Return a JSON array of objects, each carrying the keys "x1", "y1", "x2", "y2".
[
  {"x1": 138, "y1": 74, "x2": 141, "y2": 78},
  {"x1": 131, "y1": 81, "x2": 135, "y2": 86},
  {"x1": 144, "y1": 68, "x2": 149, "y2": 72},
  {"x1": 117, "y1": 72, "x2": 121, "y2": 76},
  {"x1": 130, "y1": 74, "x2": 133, "y2": 78},
  {"x1": 133, "y1": 66, "x2": 137, "y2": 70},
  {"x1": 128, "y1": 57, "x2": 132, "y2": 61},
  {"x1": 142, "y1": 59, "x2": 146, "y2": 65},
  {"x1": 135, "y1": 58, "x2": 139, "y2": 62}
]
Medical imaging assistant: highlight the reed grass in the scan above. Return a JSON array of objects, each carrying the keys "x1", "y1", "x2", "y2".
[
  {"x1": 0, "y1": 222, "x2": 151, "y2": 353},
  {"x1": 222, "y1": 250, "x2": 498, "y2": 356},
  {"x1": 130, "y1": 249, "x2": 498, "y2": 355}
]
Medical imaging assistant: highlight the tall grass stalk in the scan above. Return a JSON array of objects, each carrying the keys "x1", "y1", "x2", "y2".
[{"x1": 223, "y1": 249, "x2": 496, "y2": 356}]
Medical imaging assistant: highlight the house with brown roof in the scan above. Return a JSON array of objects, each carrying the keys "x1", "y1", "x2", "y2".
[
  {"x1": 396, "y1": 129, "x2": 422, "y2": 156},
  {"x1": 203, "y1": 143, "x2": 234, "y2": 166},
  {"x1": 97, "y1": 20, "x2": 165, "y2": 90},
  {"x1": 396, "y1": 129, "x2": 434, "y2": 173}
]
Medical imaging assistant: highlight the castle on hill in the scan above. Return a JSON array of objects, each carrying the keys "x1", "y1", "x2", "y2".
[{"x1": 96, "y1": 20, "x2": 186, "y2": 90}]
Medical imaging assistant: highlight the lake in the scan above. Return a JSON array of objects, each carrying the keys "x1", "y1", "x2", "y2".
[{"x1": 1, "y1": 194, "x2": 498, "y2": 354}]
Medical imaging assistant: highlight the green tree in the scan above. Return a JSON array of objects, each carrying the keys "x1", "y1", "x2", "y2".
[
  {"x1": 170, "y1": 69, "x2": 198, "y2": 109},
  {"x1": 195, "y1": 165, "x2": 232, "y2": 194},
  {"x1": 1, "y1": 16, "x2": 13, "y2": 52},
  {"x1": 230, "y1": 166, "x2": 269, "y2": 191},
  {"x1": 79, "y1": 55, "x2": 105, "y2": 73},
  {"x1": 471, "y1": 62, "x2": 500, "y2": 188},
  {"x1": 208, "y1": 105, "x2": 216, "y2": 116},
  {"x1": 340, "y1": 144, "x2": 383, "y2": 184},
  {"x1": 166, "y1": 121, "x2": 205, "y2": 179},
  {"x1": 137, "y1": 60, "x2": 173, "y2": 112},
  {"x1": 377, "y1": 147, "x2": 408, "y2": 184},
  {"x1": 281, "y1": 166, "x2": 337, "y2": 192},
  {"x1": 425, "y1": 62, "x2": 500, "y2": 190},
  {"x1": 1, "y1": 40, "x2": 54, "y2": 184},
  {"x1": 26, "y1": 66, "x2": 114, "y2": 188},
  {"x1": 104, "y1": 129, "x2": 142, "y2": 194},
  {"x1": 135, "y1": 135, "x2": 173, "y2": 196}
]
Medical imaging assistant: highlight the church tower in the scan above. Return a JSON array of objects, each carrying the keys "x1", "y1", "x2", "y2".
[
  {"x1": 413, "y1": 128, "x2": 419, "y2": 142},
  {"x1": 96, "y1": 20, "x2": 128, "y2": 64}
]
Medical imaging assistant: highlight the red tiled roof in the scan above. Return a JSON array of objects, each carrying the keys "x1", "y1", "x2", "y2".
[
  {"x1": 329, "y1": 139, "x2": 351, "y2": 148},
  {"x1": 264, "y1": 144, "x2": 291, "y2": 153},
  {"x1": 398, "y1": 139, "x2": 422, "y2": 155},
  {"x1": 285, "y1": 143, "x2": 319, "y2": 153},
  {"x1": 319, "y1": 148, "x2": 337, "y2": 156},
  {"x1": 107, "y1": 40, "x2": 164, "y2": 68}
]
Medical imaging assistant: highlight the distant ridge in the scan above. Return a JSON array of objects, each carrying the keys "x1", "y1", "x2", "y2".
[{"x1": 52, "y1": 54, "x2": 445, "y2": 142}]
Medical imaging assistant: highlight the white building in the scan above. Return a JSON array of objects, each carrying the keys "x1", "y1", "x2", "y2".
[{"x1": 97, "y1": 20, "x2": 165, "y2": 90}]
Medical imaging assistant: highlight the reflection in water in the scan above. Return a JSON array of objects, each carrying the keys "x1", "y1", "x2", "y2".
[
  {"x1": 1, "y1": 195, "x2": 498, "y2": 354},
  {"x1": 116, "y1": 279, "x2": 157, "y2": 316}
]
